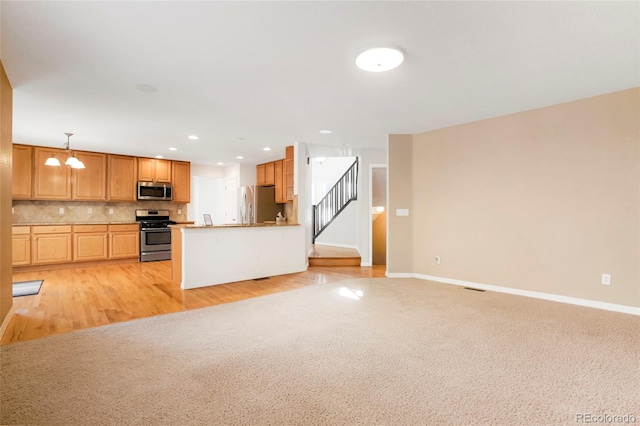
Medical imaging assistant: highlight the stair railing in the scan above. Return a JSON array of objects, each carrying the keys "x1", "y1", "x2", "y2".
[{"x1": 312, "y1": 158, "x2": 358, "y2": 243}]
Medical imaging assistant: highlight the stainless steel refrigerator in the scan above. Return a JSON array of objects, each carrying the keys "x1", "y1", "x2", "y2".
[{"x1": 238, "y1": 185, "x2": 282, "y2": 225}]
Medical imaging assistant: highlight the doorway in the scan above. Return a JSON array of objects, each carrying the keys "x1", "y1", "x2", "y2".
[{"x1": 370, "y1": 165, "x2": 387, "y2": 266}]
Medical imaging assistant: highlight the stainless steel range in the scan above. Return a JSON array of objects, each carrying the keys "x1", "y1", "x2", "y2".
[{"x1": 135, "y1": 209, "x2": 176, "y2": 262}]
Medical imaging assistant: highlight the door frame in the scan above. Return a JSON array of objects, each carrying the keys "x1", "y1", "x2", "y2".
[{"x1": 368, "y1": 163, "x2": 387, "y2": 268}]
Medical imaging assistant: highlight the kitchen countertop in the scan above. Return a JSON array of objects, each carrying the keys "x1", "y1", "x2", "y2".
[
  {"x1": 13, "y1": 221, "x2": 138, "y2": 226},
  {"x1": 171, "y1": 222, "x2": 299, "y2": 229}
]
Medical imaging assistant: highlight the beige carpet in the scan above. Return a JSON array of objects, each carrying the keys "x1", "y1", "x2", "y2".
[{"x1": 1, "y1": 278, "x2": 639, "y2": 425}]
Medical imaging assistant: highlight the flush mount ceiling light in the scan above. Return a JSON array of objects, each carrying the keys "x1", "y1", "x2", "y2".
[
  {"x1": 45, "y1": 132, "x2": 85, "y2": 169},
  {"x1": 216, "y1": 162, "x2": 224, "y2": 166},
  {"x1": 263, "y1": 147, "x2": 271, "y2": 151},
  {"x1": 169, "y1": 147, "x2": 177, "y2": 151},
  {"x1": 188, "y1": 135, "x2": 199, "y2": 140},
  {"x1": 319, "y1": 129, "x2": 333, "y2": 135},
  {"x1": 236, "y1": 156, "x2": 244, "y2": 160},
  {"x1": 315, "y1": 157, "x2": 327, "y2": 164},
  {"x1": 355, "y1": 47, "x2": 404, "y2": 72}
]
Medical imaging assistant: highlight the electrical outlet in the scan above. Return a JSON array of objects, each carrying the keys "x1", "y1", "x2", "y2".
[
  {"x1": 109, "y1": 208, "x2": 114, "y2": 215},
  {"x1": 88, "y1": 208, "x2": 93, "y2": 214},
  {"x1": 178, "y1": 209, "x2": 182, "y2": 215},
  {"x1": 12, "y1": 207, "x2": 14, "y2": 214},
  {"x1": 59, "y1": 207, "x2": 64, "y2": 214},
  {"x1": 435, "y1": 256, "x2": 441, "y2": 265},
  {"x1": 602, "y1": 274, "x2": 611, "y2": 285}
]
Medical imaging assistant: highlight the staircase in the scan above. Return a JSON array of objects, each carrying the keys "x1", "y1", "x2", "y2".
[{"x1": 310, "y1": 158, "x2": 360, "y2": 266}]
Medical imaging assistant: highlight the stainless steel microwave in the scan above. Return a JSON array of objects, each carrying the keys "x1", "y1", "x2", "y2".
[{"x1": 137, "y1": 182, "x2": 173, "y2": 201}]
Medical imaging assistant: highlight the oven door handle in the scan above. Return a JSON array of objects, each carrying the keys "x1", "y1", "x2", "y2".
[{"x1": 141, "y1": 228, "x2": 170, "y2": 232}]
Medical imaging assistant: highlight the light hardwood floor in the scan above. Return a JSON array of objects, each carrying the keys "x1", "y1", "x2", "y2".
[{"x1": 4, "y1": 261, "x2": 386, "y2": 344}]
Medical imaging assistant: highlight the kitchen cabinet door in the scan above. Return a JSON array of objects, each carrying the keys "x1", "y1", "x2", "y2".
[
  {"x1": 109, "y1": 231, "x2": 140, "y2": 259},
  {"x1": 32, "y1": 230, "x2": 73, "y2": 265},
  {"x1": 265, "y1": 162, "x2": 275, "y2": 186},
  {"x1": 73, "y1": 225, "x2": 108, "y2": 262},
  {"x1": 72, "y1": 152, "x2": 107, "y2": 201},
  {"x1": 107, "y1": 154, "x2": 137, "y2": 201},
  {"x1": 256, "y1": 164, "x2": 266, "y2": 186},
  {"x1": 12, "y1": 226, "x2": 31, "y2": 266},
  {"x1": 172, "y1": 161, "x2": 191, "y2": 203},
  {"x1": 275, "y1": 159, "x2": 285, "y2": 203},
  {"x1": 138, "y1": 158, "x2": 172, "y2": 183},
  {"x1": 33, "y1": 147, "x2": 72, "y2": 200},
  {"x1": 12, "y1": 144, "x2": 33, "y2": 199}
]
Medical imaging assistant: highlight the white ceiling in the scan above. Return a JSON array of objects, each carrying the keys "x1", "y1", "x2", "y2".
[{"x1": 1, "y1": 1, "x2": 638, "y2": 166}]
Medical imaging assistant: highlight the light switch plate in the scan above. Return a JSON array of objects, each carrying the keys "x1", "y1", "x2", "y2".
[{"x1": 396, "y1": 208, "x2": 409, "y2": 216}]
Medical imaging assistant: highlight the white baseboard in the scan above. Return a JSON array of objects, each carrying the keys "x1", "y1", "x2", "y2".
[
  {"x1": 0, "y1": 305, "x2": 16, "y2": 340},
  {"x1": 360, "y1": 262, "x2": 372, "y2": 267},
  {"x1": 385, "y1": 272, "x2": 640, "y2": 316}
]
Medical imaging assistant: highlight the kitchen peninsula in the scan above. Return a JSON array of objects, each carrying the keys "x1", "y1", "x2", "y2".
[{"x1": 170, "y1": 223, "x2": 306, "y2": 289}]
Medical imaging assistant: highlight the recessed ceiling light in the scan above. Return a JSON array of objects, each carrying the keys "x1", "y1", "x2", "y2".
[
  {"x1": 341, "y1": 143, "x2": 351, "y2": 146},
  {"x1": 188, "y1": 135, "x2": 199, "y2": 140},
  {"x1": 319, "y1": 129, "x2": 333, "y2": 135},
  {"x1": 217, "y1": 162, "x2": 224, "y2": 166},
  {"x1": 355, "y1": 47, "x2": 404, "y2": 72},
  {"x1": 236, "y1": 156, "x2": 244, "y2": 160},
  {"x1": 263, "y1": 147, "x2": 271, "y2": 151},
  {"x1": 236, "y1": 138, "x2": 246, "y2": 142},
  {"x1": 169, "y1": 147, "x2": 177, "y2": 151},
  {"x1": 155, "y1": 155, "x2": 164, "y2": 159}
]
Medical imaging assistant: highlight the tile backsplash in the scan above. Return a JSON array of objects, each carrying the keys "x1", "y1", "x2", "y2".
[{"x1": 12, "y1": 200, "x2": 187, "y2": 224}]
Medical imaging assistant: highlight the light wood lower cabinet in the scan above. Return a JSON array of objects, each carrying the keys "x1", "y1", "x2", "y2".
[
  {"x1": 12, "y1": 226, "x2": 31, "y2": 266},
  {"x1": 13, "y1": 223, "x2": 140, "y2": 267},
  {"x1": 32, "y1": 225, "x2": 73, "y2": 265},
  {"x1": 108, "y1": 224, "x2": 140, "y2": 259},
  {"x1": 73, "y1": 225, "x2": 108, "y2": 262}
]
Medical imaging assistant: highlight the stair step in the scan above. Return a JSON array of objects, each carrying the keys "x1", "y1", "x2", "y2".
[
  {"x1": 309, "y1": 257, "x2": 361, "y2": 267},
  {"x1": 308, "y1": 245, "x2": 361, "y2": 267}
]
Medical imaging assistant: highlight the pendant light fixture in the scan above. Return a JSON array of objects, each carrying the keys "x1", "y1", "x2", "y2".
[{"x1": 45, "y1": 132, "x2": 85, "y2": 169}]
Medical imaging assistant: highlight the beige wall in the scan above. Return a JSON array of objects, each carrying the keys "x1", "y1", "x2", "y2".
[
  {"x1": 389, "y1": 88, "x2": 640, "y2": 308},
  {"x1": 1, "y1": 61, "x2": 13, "y2": 325},
  {"x1": 388, "y1": 134, "x2": 413, "y2": 273}
]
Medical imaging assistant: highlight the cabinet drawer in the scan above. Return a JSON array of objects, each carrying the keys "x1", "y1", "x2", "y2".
[
  {"x1": 32, "y1": 225, "x2": 72, "y2": 234},
  {"x1": 109, "y1": 224, "x2": 139, "y2": 232},
  {"x1": 12, "y1": 226, "x2": 30, "y2": 235},
  {"x1": 74, "y1": 224, "x2": 108, "y2": 233}
]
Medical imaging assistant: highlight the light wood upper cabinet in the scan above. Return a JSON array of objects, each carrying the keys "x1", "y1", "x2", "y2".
[
  {"x1": 275, "y1": 159, "x2": 285, "y2": 203},
  {"x1": 31, "y1": 225, "x2": 73, "y2": 265},
  {"x1": 257, "y1": 161, "x2": 276, "y2": 187},
  {"x1": 172, "y1": 161, "x2": 191, "y2": 203},
  {"x1": 138, "y1": 158, "x2": 171, "y2": 183},
  {"x1": 12, "y1": 226, "x2": 31, "y2": 266},
  {"x1": 265, "y1": 162, "x2": 275, "y2": 186},
  {"x1": 33, "y1": 147, "x2": 72, "y2": 200},
  {"x1": 12, "y1": 145, "x2": 33, "y2": 199},
  {"x1": 285, "y1": 145, "x2": 294, "y2": 202},
  {"x1": 257, "y1": 164, "x2": 266, "y2": 186},
  {"x1": 107, "y1": 155, "x2": 137, "y2": 201},
  {"x1": 73, "y1": 152, "x2": 106, "y2": 201}
]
